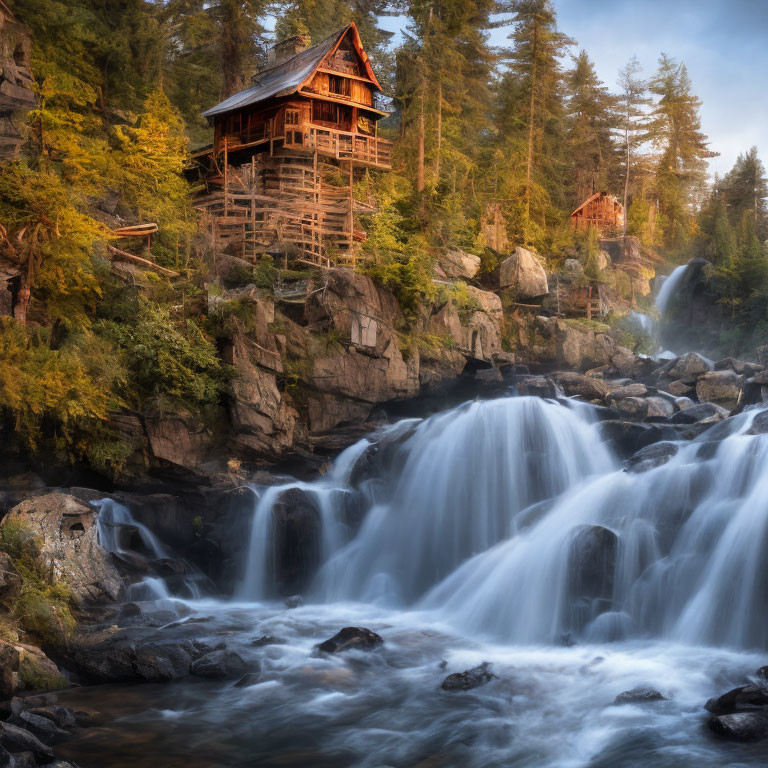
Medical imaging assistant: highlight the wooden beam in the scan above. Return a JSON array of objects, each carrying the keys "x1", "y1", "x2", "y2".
[{"x1": 107, "y1": 245, "x2": 180, "y2": 277}]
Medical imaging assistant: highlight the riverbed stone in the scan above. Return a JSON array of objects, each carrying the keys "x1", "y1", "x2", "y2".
[
  {"x1": 667, "y1": 352, "x2": 713, "y2": 382},
  {"x1": 0, "y1": 722, "x2": 53, "y2": 762},
  {"x1": 614, "y1": 687, "x2": 666, "y2": 704},
  {"x1": 708, "y1": 712, "x2": 768, "y2": 741},
  {"x1": 316, "y1": 627, "x2": 383, "y2": 654},
  {"x1": 669, "y1": 402, "x2": 729, "y2": 425},
  {"x1": 625, "y1": 442, "x2": 679, "y2": 473},
  {"x1": 705, "y1": 684, "x2": 768, "y2": 715},
  {"x1": 441, "y1": 662, "x2": 496, "y2": 692},
  {"x1": 190, "y1": 650, "x2": 248, "y2": 680},
  {"x1": 696, "y1": 370, "x2": 743, "y2": 408},
  {"x1": 552, "y1": 371, "x2": 610, "y2": 401},
  {"x1": 567, "y1": 525, "x2": 617, "y2": 607},
  {"x1": 665, "y1": 380, "x2": 694, "y2": 397}
]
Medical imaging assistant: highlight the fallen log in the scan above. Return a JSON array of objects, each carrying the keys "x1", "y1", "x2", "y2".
[{"x1": 106, "y1": 245, "x2": 180, "y2": 278}]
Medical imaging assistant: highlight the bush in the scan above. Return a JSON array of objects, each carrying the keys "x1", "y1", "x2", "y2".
[
  {"x1": 0, "y1": 520, "x2": 75, "y2": 648},
  {"x1": 100, "y1": 298, "x2": 228, "y2": 408}
]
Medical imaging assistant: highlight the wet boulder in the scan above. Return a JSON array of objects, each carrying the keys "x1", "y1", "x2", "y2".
[
  {"x1": 748, "y1": 410, "x2": 768, "y2": 436},
  {"x1": 15, "y1": 711, "x2": 68, "y2": 745},
  {"x1": 270, "y1": 487, "x2": 323, "y2": 595},
  {"x1": 705, "y1": 684, "x2": 768, "y2": 716},
  {"x1": 568, "y1": 525, "x2": 617, "y2": 600},
  {"x1": 670, "y1": 402, "x2": 729, "y2": 425},
  {"x1": 644, "y1": 396, "x2": 676, "y2": 419},
  {"x1": 696, "y1": 370, "x2": 743, "y2": 409},
  {"x1": 665, "y1": 380, "x2": 694, "y2": 397},
  {"x1": 667, "y1": 352, "x2": 713, "y2": 382},
  {"x1": 316, "y1": 627, "x2": 383, "y2": 654},
  {"x1": 615, "y1": 397, "x2": 650, "y2": 419},
  {"x1": 708, "y1": 712, "x2": 768, "y2": 742},
  {"x1": 625, "y1": 442, "x2": 679, "y2": 473},
  {"x1": 614, "y1": 687, "x2": 666, "y2": 704},
  {"x1": 599, "y1": 421, "x2": 680, "y2": 459},
  {"x1": 551, "y1": 372, "x2": 610, "y2": 402},
  {"x1": 441, "y1": 662, "x2": 496, "y2": 692},
  {"x1": 607, "y1": 382, "x2": 648, "y2": 400},
  {"x1": 0, "y1": 722, "x2": 53, "y2": 762},
  {"x1": 515, "y1": 375, "x2": 561, "y2": 399},
  {"x1": 190, "y1": 650, "x2": 249, "y2": 680}
]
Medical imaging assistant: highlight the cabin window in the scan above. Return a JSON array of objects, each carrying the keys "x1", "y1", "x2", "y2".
[
  {"x1": 329, "y1": 75, "x2": 350, "y2": 98},
  {"x1": 312, "y1": 101, "x2": 340, "y2": 126},
  {"x1": 285, "y1": 108, "x2": 300, "y2": 126}
]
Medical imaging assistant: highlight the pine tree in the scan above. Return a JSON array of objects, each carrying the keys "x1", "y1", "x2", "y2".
[
  {"x1": 649, "y1": 54, "x2": 713, "y2": 252},
  {"x1": 616, "y1": 55, "x2": 651, "y2": 236},
  {"x1": 496, "y1": 0, "x2": 572, "y2": 245},
  {"x1": 721, "y1": 147, "x2": 768, "y2": 240},
  {"x1": 564, "y1": 50, "x2": 619, "y2": 207},
  {"x1": 396, "y1": 0, "x2": 498, "y2": 243}
]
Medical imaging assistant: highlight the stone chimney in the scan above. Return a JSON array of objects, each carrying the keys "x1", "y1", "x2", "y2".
[{"x1": 268, "y1": 34, "x2": 311, "y2": 67}]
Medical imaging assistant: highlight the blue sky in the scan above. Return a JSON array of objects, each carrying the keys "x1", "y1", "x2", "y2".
[{"x1": 379, "y1": 0, "x2": 768, "y2": 178}]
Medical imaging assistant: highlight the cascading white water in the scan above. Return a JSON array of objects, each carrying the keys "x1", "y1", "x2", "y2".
[
  {"x1": 655, "y1": 263, "x2": 689, "y2": 316},
  {"x1": 96, "y1": 498, "x2": 169, "y2": 558},
  {"x1": 241, "y1": 396, "x2": 768, "y2": 651}
]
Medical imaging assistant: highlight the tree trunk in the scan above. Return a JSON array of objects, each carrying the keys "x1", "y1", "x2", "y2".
[
  {"x1": 13, "y1": 263, "x2": 31, "y2": 325},
  {"x1": 623, "y1": 126, "x2": 630, "y2": 238},
  {"x1": 417, "y1": 89, "x2": 425, "y2": 194},
  {"x1": 524, "y1": 18, "x2": 539, "y2": 243},
  {"x1": 435, "y1": 79, "x2": 442, "y2": 183}
]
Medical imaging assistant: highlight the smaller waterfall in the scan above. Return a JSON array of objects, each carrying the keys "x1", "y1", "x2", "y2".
[
  {"x1": 96, "y1": 498, "x2": 169, "y2": 558},
  {"x1": 96, "y1": 498, "x2": 204, "y2": 600},
  {"x1": 655, "y1": 264, "x2": 689, "y2": 316}
]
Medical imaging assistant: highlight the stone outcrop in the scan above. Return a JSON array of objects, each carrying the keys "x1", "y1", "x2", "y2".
[
  {"x1": 0, "y1": 4, "x2": 35, "y2": 160},
  {"x1": 1, "y1": 494, "x2": 122, "y2": 605},
  {"x1": 434, "y1": 249, "x2": 481, "y2": 281},
  {"x1": 499, "y1": 246, "x2": 548, "y2": 299}
]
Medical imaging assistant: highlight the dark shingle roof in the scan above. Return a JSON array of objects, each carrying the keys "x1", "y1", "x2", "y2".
[{"x1": 203, "y1": 27, "x2": 348, "y2": 119}]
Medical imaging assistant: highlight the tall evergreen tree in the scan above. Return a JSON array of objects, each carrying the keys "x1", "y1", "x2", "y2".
[
  {"x1": 396, "y1": 0, "x2": 498, "y2": 244},
  {"x1": 648, "y1": 54, "x2": 713, "y2": 251},
  {"x1": 564, "y1": 50, "x2": 618, "y2": 207},
  {"x1": 616, "y1": 55, "x2": 651, "y2": 236},
  {"x1": 496, "y1": 0, "x2": 572, "y2": 245}
]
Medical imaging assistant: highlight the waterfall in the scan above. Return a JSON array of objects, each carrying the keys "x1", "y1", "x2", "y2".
[
  {"x1": 96, "y1": 498, "x2": 169, "y2": 559},
  {"x1": 239, "y1": 396, "x2": 768, "y2": 651},
  {"x1": 655, "y1": 263, "x2": 689, "y2": 317}
]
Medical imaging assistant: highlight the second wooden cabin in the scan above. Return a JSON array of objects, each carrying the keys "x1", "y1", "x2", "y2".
[{"x1": 570, "y1": 192, "x2": 624, "y2": 236}]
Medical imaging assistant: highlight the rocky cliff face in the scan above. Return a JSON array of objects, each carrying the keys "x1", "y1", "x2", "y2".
[
  {"x1": 0, "y1": 3, "x2": 35, "y2": 160},
  {"x1": 96, "y1": 265, "x2": 506, "y2": 481}
]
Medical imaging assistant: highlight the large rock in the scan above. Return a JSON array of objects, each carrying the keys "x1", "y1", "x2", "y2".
[
  {"x1": 499, "y1": 246, "x2": 548, "y2": 299},
  {"x1": 1, "y1": 494, "x2": 122, "y2": 605},
  {"x1": 705, "y1": 684, "x2": 768, "y2": 716},
  {"x1": 567, "y1": 525, "x2": 617, "y2": 609},
  {"x1": 268, "y1": 487, "x2": 322, "y2": 594},
  {"x1": 434, "y1": 249, "x2": 481, "y2": 280},
  {"x1": 189, "y1": 650, "x2": 248, "y2": 680},
  {"x1": 316, "y1": 627, "x2": 383, "y2": 654},
  {"x1": 667, "y1": 352, "x2": 713, "y2": 382},
  {"x1": 708, "y1": 712, "x2": 768, "y2": 742},
  {"x1": 549, "y1": 319, "x2": 631, "y2": 372},
  {"x1": 0, "y1": 721, "x2": 53, "y2": 762},
  {"x1": 552, "y1": 372, "x2": 610, "y2": 401},
  {"x1": 427, "y1": 286, "x2": 503, "y2": 362},
  {"x1": 143, "y1": 411, "x2": 212, "y2": 472},
  {"x1": 441, "y1": 662, "x2": 496, "y2": 692},
  {"x1": 695, "y1": 370, "x2": 743, "y2": 408},
  {"x1": 614, "y1": 687, "x2": 666, "y2": 704},
  {"x1": 625, "y1": 442, "x2": 679, "y2": 473},
  {"x1": 224, "y1": 329, "x2": 297, "y2": 457}
]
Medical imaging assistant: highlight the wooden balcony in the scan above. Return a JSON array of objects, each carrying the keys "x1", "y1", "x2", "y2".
[{"x1": 285, "y1": 124, "x2": 392, "y2": 169}]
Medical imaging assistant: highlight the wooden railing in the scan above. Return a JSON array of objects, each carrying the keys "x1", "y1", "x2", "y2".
[{"x1": 285, "y1": 124, "x2": 392, "y2": 169}]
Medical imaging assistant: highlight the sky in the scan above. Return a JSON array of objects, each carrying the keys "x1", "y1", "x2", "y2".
[{"x1": 379, "y1": 0, "x2": 768, "y2": 178}]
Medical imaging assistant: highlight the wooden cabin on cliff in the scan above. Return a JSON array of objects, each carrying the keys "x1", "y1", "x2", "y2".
[
  {"x1": 570, "y1": 192, "x2": 624, "y2": 236},
  {"x1": 192, "y1": 24, "x2": 392, "y2": 267}
]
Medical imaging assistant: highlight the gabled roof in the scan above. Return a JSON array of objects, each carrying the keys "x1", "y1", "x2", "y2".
[
  {"x1": 203, "y1": 24, "x2": 381, "y2": 120},
  {"x1": 571, "y1": 191, "x2": 623, "y2": 217}
]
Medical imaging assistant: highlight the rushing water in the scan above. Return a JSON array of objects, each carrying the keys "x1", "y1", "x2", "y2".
[{"x1": 61, "y1": 396, "x2": 768, "y2": 768}]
